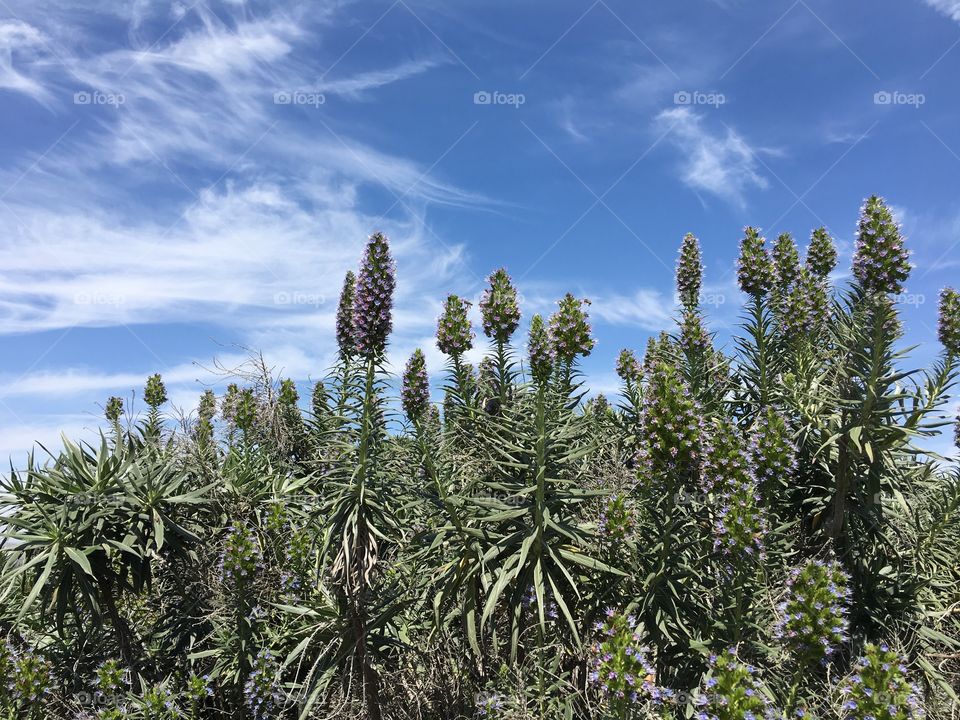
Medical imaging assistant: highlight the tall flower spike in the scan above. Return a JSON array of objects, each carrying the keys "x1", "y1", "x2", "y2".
[
  {"x1": 436, "y1": 294, "x2": 474, "y2": 356},
  {"x1": 806, "y1": 227, "x2": 837, "y2": 279},
  {"x1": 615, "y1": 348, "x2": 640, "y2": 385},
  {"x1": 311, "y1": 381, "x2": 329, "y2": 419},
  {"x1": 198, "y1": 389, "x2": 216, "y2": 423},
  {"x1": 335, "y1": 271, "x2": 357, "y2": 358},
  {"x1": 144, "y1": 373, "x2": 167, "y2": 408},
  {"x1": 401, "y1": 349, "x2": 430, "y2": 423},
  {"x1": 352, "y1": 232, "x2": 396, "y2": 358},
  {"x1": 479, "y1": 268, "x2": 521, "y2": 343},
  {"x1": 105, "y1": 396, "x2": 124, "y2": 423},
  {"x1": 772, "y1": 232, "x2": 801, "y2": 289},
  {"x1": 737, "y1": 227, "x2": 775, "y2": 298},
  {"x1": 675, "y1": 232, "x2": 703, "y2": 311},
  {"x1": 527, "y1": 314, "x2": 553, "y2": 385},
  {"x1": 938, "y1": 287, "x2": 960, "y2": 356},
  {"x1": 852, "y1": 195, "x2": 911, "y2": 295},
  {"x1": 548, "y1": 293, "x2": 595, "y2": 364}
]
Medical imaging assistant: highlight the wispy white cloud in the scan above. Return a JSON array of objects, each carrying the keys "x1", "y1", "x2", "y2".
[
  {"x1": 655, "y1": 107, "x2": 769, "y2": 208},
  {"x1": 0, "y1": 20, "x2": 51, "y2": 101},
  {"x1": 924, "y1": 0, "x2": 960, "y2": 21},
  {"x1": 589, "y1": 289, "x2": 675, "y2": 330}
]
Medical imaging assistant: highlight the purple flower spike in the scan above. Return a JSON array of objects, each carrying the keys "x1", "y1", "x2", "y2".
[
  {"x1": 806, "y1": 227, "x2": 837, "y2": 279},
  {"x1": 852, "y1": 196, "x2": 911, "y2": 295},
  {"x1": 528, "y1": 313, "x2": 553, "y2": 385},
  {"x1": 436, "y1": 294, "x2": 474, "y2": 356},
  {"x1": 549, "y1": 293, "x2": 595, "y2": 364},
  {"x1": 737, "y1": 227, "x2": 775, "y2": 298},
  {"x1": 479, "y1": 267, "x2": 522, "y2": 343},
  {"x1": 938, "y1": 287, "x2": 960, "y2": 356},
  {"x1": 335, "y1": 271, "x2": 358, "y2": 358},
  {"x1": 676, "y1": 233, "x2": 703, "y2": 311},
  {"x1": 401, "y1": 349, "x2": 430, "y2": 423},
  {"x1": 352, "y1": 232, "x2": 396, "y2": 358}
]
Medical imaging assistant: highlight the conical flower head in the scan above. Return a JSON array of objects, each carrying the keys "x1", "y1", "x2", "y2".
[
  {"x1": 335, "y1": 271, "x2": 358, "y2": 358},
  {"x1": 615, "y1": 348, "x2": 640, "y2": 385},
  {"x1": 235, "y1": 388, "x2": 257, "y2": 433},
  {"x1": 401, "y1": 349, "x2": 430, "y2": 422},
  {"x1": 527, "y1": 314, "x2": 553, "y2": 385},
  {"x1": 279, "y1": 379, "x2": 299, "y2": 407},
  {"x1": 548, "y1": 293, "x2": 595, "y2": 364},
  {"x1": 198, "y1": 389, "x2": 216, "y2": 423},
  {"x1": 641, "y1": 361, "x2": 702, "y2": 480},
  {"x1": 737, "y1": 227, "x2": 775, "y2": 298},
  {"x1": 679, "y1": 309, "x2": 711, "y2": 357},
  {"x1": 806, "y1": 227, "x2": 837, "y2": 279},
  {"x1": 774, "y1": 558, "x2": 851, "y2": 667},
  {"x1": 479, "y1": 267, "x2": 521, "y2": 343},
  {"x1": 773, "y1": 232, "x2": 801, "y2": 289},
  {"x1": 852, "y1": 195, "x2": 911, "y2": 295},
  {"x1": 105, "y1": 396, "x2": 124, "y2": 422},
  {"x1": 352, "y1": 232, "x2": 396, "y2": 358},
  {"x1": 938, "y1": 287, "x2": 960, "y2": 355},
  {"x1": 748, "y1": 407, "x2": 796, "y2": 502},
  {"x1": 144, "y1": 373, "x2": 167, "y2": 408},
  {"x1": 675, "y1": 232, "x2": 703, "y2": 310},
  {"x1": 780, "y1": 267, "x2": 822, "y2": 337},
  {"x1": 436, "y1": 294, "x2": 474, "y2": 356}
]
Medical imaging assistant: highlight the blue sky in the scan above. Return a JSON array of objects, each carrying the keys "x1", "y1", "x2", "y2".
[{"x1": 1, "y1": 0, "x2": 959, "y2": 463}]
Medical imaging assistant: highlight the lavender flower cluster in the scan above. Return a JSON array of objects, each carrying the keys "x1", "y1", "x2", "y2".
[
  {"x1": 806, "y1": 227, "x2": 838, "y2": 279},
  {"x1": 138, "y1": 684, "x2": 179, "y2": 717},
  {"x1": 479, "y1": 268, "x2": 521, "y2": 343},
  {"x1": 773, "y1": 558, "x2": 851, "y2": 667},
  {"x1": 597, "y1": 494, "x2": 636, "y2": 547},
  {"x1": 748, "y1": 408, "x2": 797, "y2": 502},
  {"x1": 679, "y1": 310, "x2": 712, "y2": 357},
  {"x1": 737, "y1": 227, "x2": 775, "y2": 298},
  {"x1": 436, "y1": 294, "x2": 474, "y2": 356},
  {"x1": 548, "y1": 293, "x2": 595, "y2": 364},
  {"x1": 401, "y1": 349, "x2": 430, "y2": 423},
  {"x1": 527, "y1": 314, "x2": 553, "y2": 385},
  {"x1": 335, "y1": 271, "x2": 357, "y2": 357},
  {"x1": 1, "y1": 639, "x2": 54, "y2": 708},
  {"x1": 243, "y1": 648, "x2": 285, "y2": 720},
  {"x1": 220, "y1": 524, "x2": 260, "y2": 588},
  {"x1": 588, "y1": 610, "x2": 658, "y2": 712},
  {"x1": 838, "y1": 644, "x2": 924, "y2": 720},
  {"x1": 694, "y1": 648, "x2": 774, "y2": 720},
  {"x1": 711, "y1": 477, "x2": 766, "y2": 568},
  {"x1": 352, "y1": 233, "x2": 397, "y2": 358},
  {"x1": 700, "y1": 420, "x2": 751, "y2": 496},
  {"x1": 773, "y1": 232, "x2": 801, "y2": 290},
  {"x1": 676, "y1": 232, "x2": 704, "y2": 311},
  {"x1": 615, "y1": 348, "x2": 641, "y2": 386},
  {"x1": 938, "y1": 287, "x2": 960, "y2": 356},
  {"x1": 640, "y1": 362, "x2": 703, "y2": 480},
  {"x1": 852, "y1": 196, "x2": 911, "y2": 296}
]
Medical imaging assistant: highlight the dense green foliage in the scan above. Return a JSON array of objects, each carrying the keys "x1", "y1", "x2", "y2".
[{"x1": 1, "y1": 196, "x2": 959, "y2": 719}]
